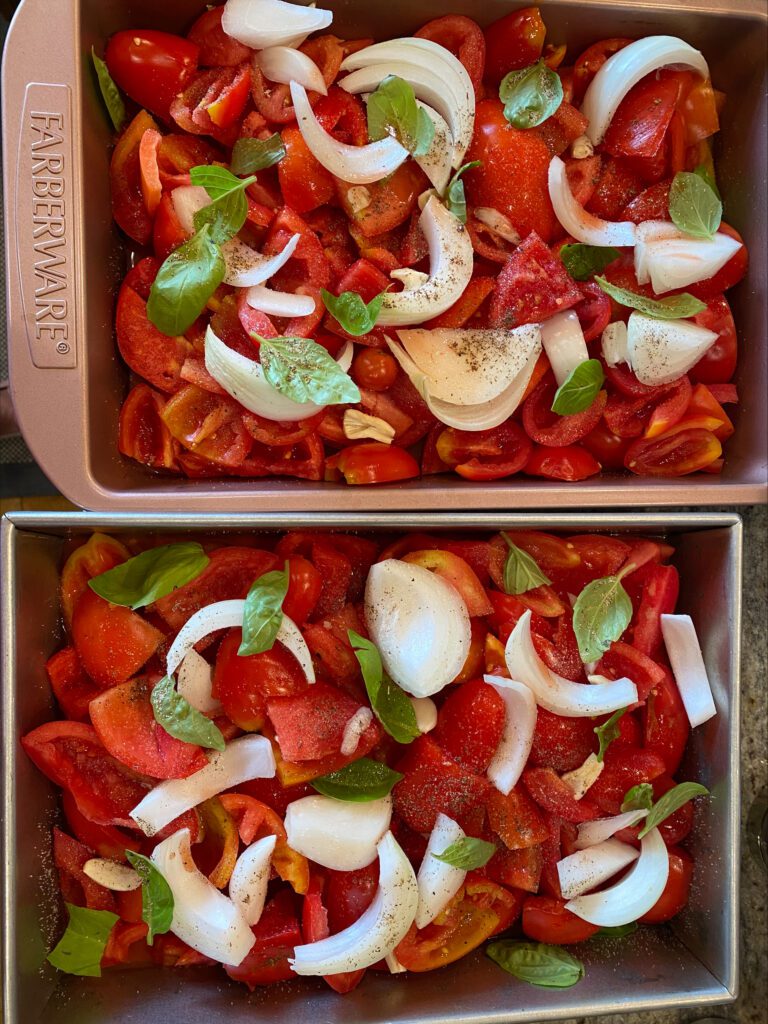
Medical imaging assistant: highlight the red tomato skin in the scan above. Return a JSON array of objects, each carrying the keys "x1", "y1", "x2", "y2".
[
  {"x1": 53, "y1": 827, "x2": 118, "y2": 912},
  {"x1": 582, "y1": 421, "x2": 632, "y2": 470},
  {"x1": 639, "y1": 847, "x2": 693, "y2": 922},
  {"x1": 186, "y1": 7, "x2": 252, "y2": 66},
  {"x1": 325, "y1": 862, "x2": 379, "y2": 933},
  {"x1": 691, "y1": 295, "x2": 738, "y2": 383},
  {"x1": 528, "y1": 709, "x2": 598, "y2": 773},
  {"x1": 523, "y1": 378, "x2": 607, "y2": 447},
  {"x1": 334, "y1": 442, "x2": 420, "y2": 485},
  {"x1": 522, "y1": 896, "x2": 600, "y2": 944},
  {"x1": 118, "y1": 384, "x2": 177, "y2": 471},
  {"x1": 105, "y1": 31, "x2": 199, "y2": 121},
  {"x1": 301, "y1": 878, "x2": 365, "y2": 993},
  {"x1": 624, "y1": 428, "x2": 722, "y2": 477},
  {"x1": 522, "y1": 767, "x2": 601, "y2": 823},
  {"x1": 116, "y1": 282, "x2": 187, "y2": 394},
  {"x1": 490, "y1": 233, "x2": 583, "y2": 329},
  {"x1": 525, "y1": 445, "x2": 602, "y2": 482},
  {"x1": 586, "y1": 747, "x2": 667, "y2": 815},
  {"x1": 483, "y1": 7, "x2": 546, "y2": 86},
  {"x1": 642, "y1": 667, "x2": 690, "y2": 775},
  {"x1": 71, "y1": 588, "x2": 163, "y2": 688},
  {"x1": 631, "y1": 564, "x2": 680, "y2": 658},
  {"x1": 266, "y1": 682, "x2": 380, "y2": 762},
  {"x1": 282, "y1": 555, "x2": 322, "y2": 624},
  {"x1": 394, "y1": 736, "x2": 491, "y2": 834},
  {"x1": 278, "y1": 127, "x2": 336, "y2": 213},
  {"x1": 61, "y1": 790, "x2": 141, "y2": 861},
  {"x1": 45, "y1": 647, "x2": 105, "y2": 722},
  {"x1": 687, "y1": 224, "x2": 748, "y2": 300},
  {"x1": 225, "y1": 890, "x2": 302, "y2": 988},
  {"x1": 433, "y1": 680, "x2": 506, "y2": 774},
  {"x1": 415, "y1": 15, "x2": 486, "y2": 94}
]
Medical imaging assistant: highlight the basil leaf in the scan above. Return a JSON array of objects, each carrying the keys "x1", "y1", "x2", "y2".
[
  {"x1": 595, "y1": 922, "x2": 638, "y2": 939},
  {"x1": 621, "y1": 783, "x2": 654, "y2": 812},
  {"x1": 366, "y1": 75, "x2": 435, "y2": 156},
  {"x1": 312, "y1": 758, "x2": 403, "y2": 802},
  {"x1": 444, "y1": 161, "x2": 482, "y2": 224},
  {"x1": 560, "y1": 243, "x2": 621, "y2": 282},
  {"x1": 502, "y1": 533, "x2": 551, "y2": 595},
  {"x1": 151, "y1": 674, "x2": 225, "y2": 751},
  {"x1": 693, "y1": 162, "x2": 720, "y2": 201},
  {"x1": 486, "y1": 940, "x2": 584, "y2": 989},
  {"x1": 551, "y1": 359, "x2": 605, "y2": 416},
  {"x1": 594, "y1": 275, "x2": 706, "y2": 320},
  {"x1": 190, "y1": 164, "x2": 256, "y2": 245},
  {"x1": 321, "y1": 289, "x2": 385, "y2": 337},
  {"x1": 258, "y1": 335, "x2": 361, "y2": 406},
  {"x1": 433, "y1": 836, "x2": 496, "y2": 870},
  {"x1": 572, "y1": 575, "x2": 632, "y2": 663},
  {"x1": 47, "y1": 903, "x2": 118, "y2": 977},
  {"x1": 230, "y1": 134, "x2": 286, "y2": 175},
  {"x1": 594, "y1": 707, "x2": 628, "y2": 763},
  {"x1": 637, "y1": 782, "x2": 710, "y2": 838},
  {"x1": 669, "y1": 170, "x2": 722, "y2": 240},
  {"x1": 499, "y1": 60, "x2": 563, "y2": 130},
  {"x1": 239, "y1": 566, "x2": 290, "y2": 656},
  {"x1": 147, "y1": 225, "x2": 226, "y2": 336},
  {"x1": 91, "y1": 48, "x2": 125, "y2": 131},
  {"x1": 189, "y1": 164, "x2": 249, "y2": 200},
  {"x1": 88, "y1": 542, "x2": 209, "y2": 609},
  {"x1": 125, "y1": 851, "x2": 174, "y2": 945},
  {"x1": 348, "y1": 630, "x2": 420, "y2": 745}
]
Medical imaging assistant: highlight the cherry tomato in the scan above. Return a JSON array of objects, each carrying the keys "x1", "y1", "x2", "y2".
[
  {"x1": 351, "y1": 349, "x2": 398, "y2": 391},
  {"x1": 415, "y1": 15, "x2": 486, "y2": 94},
  {"x1": 71, "y1": 587, "x2": 163, "y2": 688},
  {"x1": 522, "y1": 896, "x2": 600, "y2": 944},
  {"x1": 691, "y1": 295, "x2": 738, "y2": 383},
  {"x1": 624, "y1": 428, "x2": 722, "y2": 476},
  {"x1": 582, "y1": 419, "x2": 632, "y2": 470},
  {"x1": 483, "y1": 7, "x2": 546, "y2": 86},
  {"x1": 105, "y1": 30, "x2": 199, "y2": 121},
  {"x1": 525, "y1": 444, "x2": 602, "y2": 481},
  {"x1": 433, "y1": 680, "x2": 506, "y2": 774},
  {"x1": 436, "y1": 422, "x2": 532, "y2": 481},
  {"x1": 331, "y1": 442, "x2": 420, "y2": 485},
  {"x1": 640, "y1": 848, "x2": 694, "y2": 923}
]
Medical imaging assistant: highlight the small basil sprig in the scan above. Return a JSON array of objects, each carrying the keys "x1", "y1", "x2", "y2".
[
  {"x1": 312, "y1": 758, "x2": 403, "y2": 802},
  {"x1": 321, "y1": 289, "x2": 385, "y2": 337},
  {"x1": 669, "y1": 169, "x2": 722, "y2": 240},
  {"x1": 637, "y1": 782, "x2": 710, "y2": 839},
  {"x1": 190, "y1": 165, "x2": 257, "y2": 245},
  {"x1": 594, "y1": 707, "x2": 628, "y2": 763},
  {"x1": 572, "y1": 572, "x2": 632, "y2": 663},
  {"x1": 621, "y1": 783, "x2": 654, "y2": 812},
  {"x1": 91, "y1": 48, "x2": 125, "y2": 131},
  {"x1": 551, "y1": 359, "x2": 605, "y2": 416},
  {"x1": 444, "y1": 161, "x2": 482, "y2": 223},
  {"x1": 147, "y1": 224, "x2": 225, "y2": 336},
  {"x1": 348, "y1": 630, "x2": 420, "y2": 745},
  {"x1": 151, "y1": 674, "x2": 225, "y2": 751},
  {"x1": 257, "y1": 335, "x2": 361, "y2": 405},
  {"x1": 560, "y1": 243, "x2": 620, "y2": 282},
  {"x1": 367, "y1": 75, "x2": 434, "y2": 156},
  {"x1": 125, "y1": 851, "x2": 174, "y2": 945},
  {"x1": 239, "y1": 565, "x2": 290, "y2": 656},
  {"x1": 499, "y1": 60, "x2": 563, "y2": 130},
  {"x1": 230, "y1": 134, "x2": 286, "y2": 176},
  {"x1": 501, "y1": 533, "x2": 551, "y2": 595},
  {"x1": 595, "y1": 276, "x2": 706, "y2": 320},
  {"x1": 486, "y1": 941, "x2": 584, "y2": 989},
  {"x1": 433, "y1": 836, "x2": 496, "y2": 870},
  {"x1": 47, "y1": 903, "x2": 118, "y2": 977},
  {"x1": 88, "y1": 542, "x2": 209, "y2": 609}
]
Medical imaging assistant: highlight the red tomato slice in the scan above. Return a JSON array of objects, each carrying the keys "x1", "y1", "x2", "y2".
[
  {"x1": 522, "y1": 895, "x2": 600, "y2": 944},
  {"x1": 60, "y1": 533, "x2": 130, "y2": 628},
  {"x1": 489, "y1": 233, "x2": 583, "y2": 328},
  {"x1": 644, "y1": 377, "x2": 693, "y2": 439},
  {"x1": 691, "y1": 295, "x2": 738, "y2": 383},
  {"x1": 331, "y1": 442, "x2": 420, "y2": 485},
  {"x1": 186, "y1": 6, "x2": 252, "y2": 66},
  {"x1": 522, "y1": 766, "x2": 601, "y2": 823},
  {"x1": 110, "y1": 111, "x2": 159, "y2": 245},
  {"x1": 325, "y1": 861, "x2": 378, "y2": 933},
  {"x1": 586, "y1": 746, "x2": 667, "y2": 815},
  {"x1": 225, "y1": 890, "x2": 302, "y2": 988},
  {"x1": 71, "y1": 588, "x2": 163, "y2": 688},
  {"x1": 118, "y1": 384, "x2": 177, "y2": 471},
  {"x1": 433, "y1": 679, "x2": 506, "y2": 773},
  {"x1": 642, "y1": 667, "x2": 690, "y2": 775},
  {"x1": 61, "y1": 790, "x2": 141, "y2": 861},
  {"x1": 629, "y1": 563, "x2": 680, "y2": 658},
  {"x1": 640, "y1": 847, "x2": 693, "y2": 922},
  {"x1": 483, "y1": 7, "x2": 546, "y2": 86},
  {"x1": 415, "y1": 15, "x2": 486, "y2": 95},
  {"x1": 401, "y1": 550, "x2": 493, "y2": 617},
  {"x1": 523, "y1": 377, "x2": 607, "y2": 447},
  {"x1": 266, "y1": 682, "x2": 380, "y2": 762},
  {"x1": 46, "y1": 647, "x2": 105, "y2": 722},
  {"x1": 116, "y1": 281, "x2": 188, "y2": 393},
  {"x1": 597, "y1": 640, "x2": 666, "y2": 702},
  {"x1": 105, "y1": 30, "x2": 199, "y2": 121},
  {"x1": 624, "y1": 427, "x2": 722, "y2": 476}
]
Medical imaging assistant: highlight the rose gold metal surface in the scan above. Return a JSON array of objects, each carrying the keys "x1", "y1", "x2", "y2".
[{"x1": 3, "y1": 0, "x2": 766, "y2": 510}]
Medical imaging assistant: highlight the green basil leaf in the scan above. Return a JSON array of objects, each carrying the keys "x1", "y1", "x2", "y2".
[
  {"x1": 594, "y1": 275, "x2": 706, "y2": 320},
  {"x1": 151, "y1": 674, "x2": 225, "y2": 751},
  {"x1": 669, "y1": 170, "x2": 722, "y2": 240},
  {"x1": 91, "y1": 48, "x2": 125, "y2": 131},
  {"x1": 551, "y1": 359, "x2": 605, "y2": 416},
  {"x1": 572, "y1": 575, "x2": 632, "y2": 663},
  {"x1": 693, "y1": 162, "x2": 720, "y2": 201},
  {"x1": 366, "y1": 75, "x2": 435, "y2": 156},
  {"x1": 321, "y1": 289, "x2": 386, "y2": 337},
  {"x1": 125, "y1": 851, "x2": 174, "y2": 945},
  {"x1": 637, "y1": 782, "x2": 710, "y2": 838},
  {"x1": 189, "y1": 164, "x2": 248, "y2": 200},
  {"x1": 433, "y1": 836, "x2": 496, "y2": 870},
  {"x1": 47, "y1": 903, "x2": 118, "y2": 977},
  {"x1": 595, "y1": 922, "x2": 638, "y2": 939},
  {"x1": 147, "y1": 225, "x2": 226, "y2": 336},
  {"x1": 239, "y1": 566, "x2": 290, "y2": 656},
  {"x1": 499, "y1": 60, "x2": 563, "y2": 130},
  {"x1": 444, "y1": 161, "x2": 482, "y2": 224},
  {"x1": 190, "y1": 164, "x2": 257, "y2": 245},
  {"x1": 621, "y1": 783, "x2": 654, "y2": 813},
  {"x1": 88, "y1": 542, "x2": 209, "y2": 609},
  {"x1": 594, "y1": 707, "x2": 628, "y2": 763},
  {"x1": 348, "y1": 630, "x2": 420, "y2": 745},
  {"x1": 486, "y1": 940, "x2": 584, "y2": 989},
  {"x1": 258, "y1": 335, "x2": 361, "y2": 406},
  {"x1": 312, "y1": 758, "x2": 403, "y2": 802},
  {"x1": 560, "y1": 243, "x2": 621, "y2": 282},
  {"x1": 501, "y1": 533, "x2": 551, "y2": 595},
  {"x1": 230, "y1": 134, "x2": 286, "y2": 175}
]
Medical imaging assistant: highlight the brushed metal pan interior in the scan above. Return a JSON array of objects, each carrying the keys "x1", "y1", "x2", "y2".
[
  {"x1": 3, "y1": 0, "x2": 767, "y2": 511},
  {"x1": 2, "y1": 511, "x2": 741, "y2": 1024}
]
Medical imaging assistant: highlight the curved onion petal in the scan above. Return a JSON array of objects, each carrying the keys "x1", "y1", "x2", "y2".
[
  {"x1": 548, "y1": 156, "x2": 636, "y2": 247},
  {"x1": 83, "y1": 859, "x2": 141, "y2": 891},
  {"x1": 557, "y1": 838, "x2": 640, "y2": 900},
  {"x1": 254, "y1": 46, "x2": 327, "y2": 94},
  {"x1": 415, "y1": 813, "x2": 466, "y2": 928},
  {"x1": 574, "y1": 809, "x2": 649, "y2": 850},
  {"x1": 365, "y1": 559, "x2": 471, "y2": 698},
  {"x1": 152, "y1": 828, "x2": 254, "y2": 966},
  {"x1": 284, "y1": 795, "x2": 392, "y2": 872},
  {"x1": 221, "y1": 0, "x2": 333, "y2": 50},
  {"x1": 222, "y1": 232, "x2": 301, "y2": 287},
  {"x1": 634, "y1": 220, "x2": 680, "y2": 285},
  {"x1": 245, "y1": 285, "x2": 316, "y2": 318},
  {"x1": 340, "y1": 707, "x2": 375, "y2": 756},
  {"x1": 661, "y1": 614, "x2": 717, "y2": 728},
  {"x1": 505, "y1": 611, "x2": 638, "y2": 717},
  {"x1": 410, "y1": 696, "x2": 437, "y2": 733},
  {"x1": 565, "y1": 827, "x2": 670, "y2": 926},
  {"x1": 177, "y1": 649, "x2": 222, "y2": 714},
  {"x1": 290, "y1": 81, "x2": 407, "y2": 184},
  {"x1": 229, "y1": 834, "x2": 277, "y2": 926},
  {"x1": 415, "y1": 102, "x2": 454, "y2": 193},
  {"x1": 601, "y1": 321, "x2": 629, "y2": 368},
  {"x1": 484, "y1": 676, "x2": 537, "y2": 795},
  {"x1": 626, "y1": 313, "x2": 718, "y2": 386},
  {"x1": 582, "y1": 36, "x2": 709, "y2": 145},
  {"x1": 131, "y1": 736, "x2": 276, "y2": 836},
  {"x1": 167, "y1": 598, "x2": 246, "y2": 676},
  {"x1": 376, "y1": 198, "x2": 474, "y2": 327},
  {"x1": 290, "y1": 831, "x2": 418, "y2": 975},
  {"x1": 171, "y1": 185, "x2": 211, "y2": 235},
  {"x1": 276, "y1": 614, "x2": 316, "y2": 685},
  {"x1": 540, "y1": 311, "x2": 590, "y2": 387},
  {"x1": 641, "y1": 233, "x2": 743, "y2": 293}
]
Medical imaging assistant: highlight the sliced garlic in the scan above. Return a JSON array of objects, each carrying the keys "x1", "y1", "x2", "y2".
[
  {"x1": 343, "y1": 409, "x2": 396, "y2": 444},
  {"x1": 83, "y1": 859, "x2": 141, "y2": 892},
  {"x1": 561, "y1": 753, "x2": 604, "y2": 800},
  {"x1": 474, "y1": 207, "x2": 522, "y2": 245},
  {"x1": 347, "y1": 186, "x2": 372, "y2": 213},
  {"x1": 570, "y1": 134, "x2": 594, "y2": 159}
]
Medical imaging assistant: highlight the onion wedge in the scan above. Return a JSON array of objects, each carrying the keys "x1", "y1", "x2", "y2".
[
  {"x1": 221, "y1": 233, "x2": 300, "y2": 288},
  {"x1": 557, "y1": 838, "x2": 640, "y2": 900},
  {"x1": 574, "y1": 809, "x2": 649, "y2": 850},
  {"x1": 626, "y1": 313, "x2": 717, "y2": 386},
  {"x1": 639, "y1": 232, "x2": 743, "y2": 293},
  {"x1": 415, "y1": 813, "x2": 466, "y2": 928},
  {"x1": 540, "y1": 311, "x2": 590, "y2": 386},
  {"x1": 483, "y1": 676, "x2": 537, "y2": 795},
  {"x1": 229, "y1": 834, "x2": 277, "y2": 926},
  {"x1": 245, "y1": 285, "x2": 316, "y2": 318},
  {"x1": 177, "y1": 649, "x2": 222, "y2": 714},
  {"x1": 661, "y1": 614, "x2": 717, "y2": 728},
  {"x1": 254, "y1": 46, "x2": 327, "y2": 95},
  {"x1": 171, "y1": 184, "x2": 211, "y2": 235},
  {"x1": 221, "y1": 0, "x2": 333, "y2": 50},
  {"x1": 548, "y1": 156, "x2": 636, "y2": 247},
  {"x1": 285, "y1": 795, "x2": 392, "y2": 871},
  {"x1": 601, "y1": 321, "x2": 629, "y2": 368}
]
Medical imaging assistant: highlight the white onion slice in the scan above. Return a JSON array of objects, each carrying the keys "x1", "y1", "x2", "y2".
[
  {"x1": 222, "y1": 232, "x2": 301, "y2": 288},
  {"x1": 83, "y1": 859, "x2": 141, "y2": 892},
  {"x1": 410, "y1": 696, "x2": 437, "y2": 734},
  {"x1": 548, "y1": 156, "x2": 636, "y2": 247},
  {"x1": 641, "y1": 233, "x2": 743, "y2": 294},
  {"x1": 474, "y1": 207, "x2": 522, "y2": 246},
  {"x1": 340, "y1": 707, "x2": 375, "y2": 756},
  {"x1": 285, "y1": 795, "x2": 392, "y2": 872},
  {"x1": 565, "y1": 827, "x2": 670, "y2": 926},
  {"x1": 290, "y1": 831, "x2": 418, "y2": 975},
  {"x1": 131, "y1": 736, "x2": 275, "y2": 836},
  {"x1": 171, "y1": 185, "x2": 211, "y2": 235},
  {"x1": 152, "y1": 828, "x2": 253, "y2": 966},
  {"x1": 582, "y1": 36, "x2": 709, "y2": 146},
  {"x1": 290, "y1": 81, "x2": 408, "y2": 184},
  {"x1": 557, "y1": 838, "x2": 640, "y2": 900},
  {"x1": 167, "y1": 598, "x2": 246, "y2": 677},
  {"x1": 385, "y1": 952, "x2": 407, "y2": 974},
  {"x1": 365, "y1": 559, "x2": 471, "y2": 698},
  {"x1": 626, "y1": 313, "x2": 718, "y2": 386},
  {"x1": 505, "y1": 611, "x2": 638, "y2": 717},
  {"x1": 415, "y1": 813, "x2": 466, "y2": 928},
  {"x1": 601, "y1": 321, "x2": 629, "y2": 368},
  {"x1": 245, "y1": 285, "x2": 316, "y2": 318},
  {"x1": 177, "y1": 649, "x2": 222, "y2": 715},
  {"x1": 221, "y1": 0, "x2": 332, "y2": 50},
  {"x1": 275, "y1": 614, "x2": 316, "y2": 685},
  {"x1": 560, "y1": 752, "x2": 604, "y2": 800},
  {"x1": 414, "y1": 102, "x2": 453, "y2": 193},
  {"x1": 391, "y1": 268, "x2": 430, "y2": 291},
  {"x1": 634, "y1": 220, "x2": 681, "y2": 285},
  {"x1": 229, "y1": 834, "x2": 276, "y2": 926},
  {"x1": 540, "y1": 311, "x2": 590, "y2": 387},
  {"x1": 661, "y1": 614, "x2": 717, "y2": 727},
  {"x1": 574, "y1": 809, "x2": 649, "y2": 850},
  {"x1": 483, "y1": 676, "x2": 537, "y2": 795},
  {"x1": 254, "y1": 46, "x2": 327, "y2": 95}
]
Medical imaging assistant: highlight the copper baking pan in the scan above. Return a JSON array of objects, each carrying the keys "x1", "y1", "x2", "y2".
[
  {"x1": 3, "y1": 0, "x2": 766, "y2": 511},
  {"x1": 1, "y1": 510, "x2": 741, "y2": 1023}
]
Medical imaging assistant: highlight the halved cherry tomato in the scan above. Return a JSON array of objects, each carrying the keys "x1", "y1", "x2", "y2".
[
  {"x1": 433, "y1": 680, "x2": 506, "y2": 773},
  {"x1": 691, "y1": 295, "x2": 738, "y2": 383},
  {"x1": 483, "y1": 7, "x2": 546, "y2": 86},
  {"x1": 169, "y1": 65, "x2": 249, "y2": 140},
  {"x1": 282, "y1": 555, "x2": 322, "y2": 624},
  {"x1": 582, "y1": 419, "x2": 632, "y2": 470},
  {"x1": 266, "y1": 682, "x2": 380, "y2": 762},
  {"x1": 523, "y1": 377, "x2": 607, "y2": 447},
  {"x1": 489, "y1": 232, "x2": 583, "y2": 328},
  {"x1": 401, "y1": 550, "x2": 493, "y2": 617},
  {"x1": 351, "y1": 349, "x2": 399, "y2": 391},
  {"x1": 415, "y1": 15, "x2": 486, "y2": 95},
  {"x1": 522, "y1": 896, "x2": 600, "y2": 944},
  {"x1": 71, "y1": 587, "x2": 163, "y2": 688},
  {"x1": 330, "y1": 442, "x2": 420, "y2": 485},
  {"x1": 110, "y1": 111, "x2": 160, "y2": 245},
  {"x1": 640, "y1": 847, "x2": 694, "y2": 922},
  {"x1": 435, "y1": 422, "x2": 532, "y2": 481},
  {"x1": 644, "y1": 377, "x2": 693, "y2": 439},
  {"x1": 105, "y1": 31, "x2": 199, "y2": 121},
  {"x1": 119, "y1": 384, "x2": 177, "y2": 471},
  {"x1": 624, "y1": 428, "x2": 722, "y2": 476},
  {"x1": 525, "y1": 444, "x2": 602, "y2": 481}
]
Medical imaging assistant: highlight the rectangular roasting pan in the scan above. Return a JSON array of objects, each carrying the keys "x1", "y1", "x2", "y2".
[
  {"x1": 2, "y1": 0, "x2": 767, "y2": 510},
  {"x1": 1, "y1": 511, "x2": 741, "y2": 1023}
]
